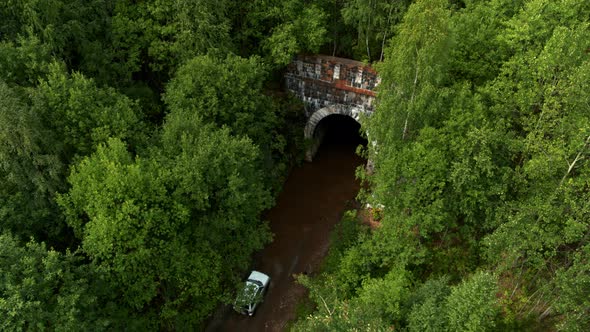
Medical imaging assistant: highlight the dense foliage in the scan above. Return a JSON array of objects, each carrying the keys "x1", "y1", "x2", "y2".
[
  {"x1": 1, "y1": 0, "x2": 588, "y2": 330},
  {"x1": 0, "y1": 0, "x2": 326, "y2": 328},
  {"x1": 294, "y1": 0, "x2": 590, "y2": 331}
]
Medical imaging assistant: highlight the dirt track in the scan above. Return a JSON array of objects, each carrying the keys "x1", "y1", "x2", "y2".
[{"x1": 206, "y1": 116, "x2": 364, "y2": 331}]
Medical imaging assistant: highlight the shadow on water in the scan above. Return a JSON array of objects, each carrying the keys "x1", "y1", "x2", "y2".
[{"x1": 208, "y1": 114, "x2": 366, "y2": 332}]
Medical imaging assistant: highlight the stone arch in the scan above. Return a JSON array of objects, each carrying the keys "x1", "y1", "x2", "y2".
[
  {"x1": 304, "y1": 105, "x2": 362, "y2": 140},
  {"x1": 304, "y1": 104, "x2": 363, "y2": 161}
]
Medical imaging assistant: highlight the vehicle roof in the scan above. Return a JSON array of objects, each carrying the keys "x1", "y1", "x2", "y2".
[{"x1": 247, "y1": 270, "x2": 270, "y2": 285}]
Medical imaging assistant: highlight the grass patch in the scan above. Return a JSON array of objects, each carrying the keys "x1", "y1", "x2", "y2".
[{"x1": 321, "y1": 209, "x2": 368, "y2": 274}]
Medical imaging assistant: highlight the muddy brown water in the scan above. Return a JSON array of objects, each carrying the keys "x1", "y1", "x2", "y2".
[{"x1": 206, "y1": 115, "x2": 365, "y2": 332}]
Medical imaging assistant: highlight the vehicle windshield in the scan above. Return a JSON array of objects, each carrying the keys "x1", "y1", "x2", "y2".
[
  {"x1": 247, "y1": 279, "x2": 263, "y2": 288},
  {"x1": 236, "y1": 282, "x2": 259, "y2": 304}
]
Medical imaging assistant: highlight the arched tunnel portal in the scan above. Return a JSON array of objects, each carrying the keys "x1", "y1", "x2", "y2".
[{"x1": 305, "y1": 106, "x2": 367, "y2": 161}]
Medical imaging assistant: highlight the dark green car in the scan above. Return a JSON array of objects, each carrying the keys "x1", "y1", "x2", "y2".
[{"x1": 233, "y1": 271, "x2": 270, "y2": 316}]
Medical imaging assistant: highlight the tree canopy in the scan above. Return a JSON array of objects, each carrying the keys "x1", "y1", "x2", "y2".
[{"x1": 294, "y1": 0, "x2": 590, "y2": 331}]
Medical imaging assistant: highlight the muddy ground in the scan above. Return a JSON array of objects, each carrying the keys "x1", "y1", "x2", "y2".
[{"x1": 206, "y1": 116, "x2": 365, "y2": 332}]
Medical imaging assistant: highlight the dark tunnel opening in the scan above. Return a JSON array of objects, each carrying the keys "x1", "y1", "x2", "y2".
[{"x1": 314, "y1": 114, "x2": 368, "y2": 155}]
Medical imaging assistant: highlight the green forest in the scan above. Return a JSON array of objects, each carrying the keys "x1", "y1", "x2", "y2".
[{"x1": 0, "y1": 0, "x2": 588, "y2": 331}]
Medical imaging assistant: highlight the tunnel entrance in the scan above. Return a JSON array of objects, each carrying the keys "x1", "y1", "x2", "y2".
[{"x1": 313, "y1": 114, "x2": 367, "y2": 158}]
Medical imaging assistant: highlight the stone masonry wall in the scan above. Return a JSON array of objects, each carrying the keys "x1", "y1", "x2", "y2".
[{"x1": 285, "y1": 55, "x2": 379, "y2": 117}]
